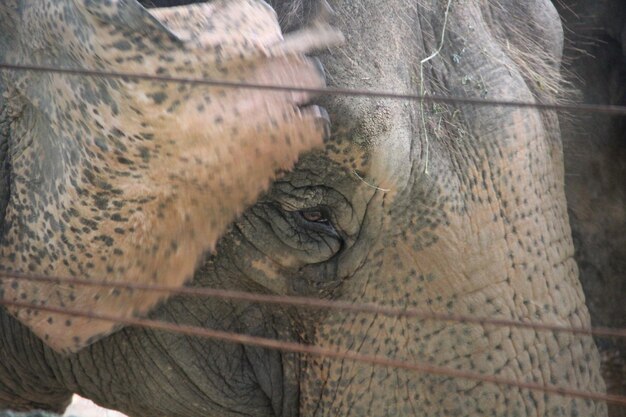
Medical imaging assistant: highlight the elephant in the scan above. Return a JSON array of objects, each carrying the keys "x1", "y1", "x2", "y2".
[{"x1": 0, "y1": 0, "x2": 615, "y2": 416}]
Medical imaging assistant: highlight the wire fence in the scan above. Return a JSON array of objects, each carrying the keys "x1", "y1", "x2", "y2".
[
  {"x1": 0, "y1": 61, "x2": 625, "y2": 409},
  {"x1": 0, "y1": 295, "x2": 623, "y2": 407},
  {"x1": 2, "y1": 271, "x2": 625, "y2": 339},
  {"x1": 3, "y1": 62, "x2": 626, "y2": 116}
]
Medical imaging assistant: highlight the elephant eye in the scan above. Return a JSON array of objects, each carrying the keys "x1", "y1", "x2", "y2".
[
  {"x1": 293, "y1": 207, "x2": 339, "y2": 238},
  {"x1": 299, "y1": 209, "x2": 328, "y2": 223}
]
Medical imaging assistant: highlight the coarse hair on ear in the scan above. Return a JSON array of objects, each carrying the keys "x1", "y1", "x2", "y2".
[{"x1": 267, "y1": 0, "x2": 314, "y2": 32}]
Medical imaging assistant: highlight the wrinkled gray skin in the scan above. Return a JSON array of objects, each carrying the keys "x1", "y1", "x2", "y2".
[{"x1": 0, "y1": 0, "x2": 614, "y2": 416}]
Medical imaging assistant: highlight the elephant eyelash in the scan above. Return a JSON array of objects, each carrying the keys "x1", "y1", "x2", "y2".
[
  {"x1": 292, "y1": 206, "x2": 341, "y2": 239},
  {"x1": 298, "y1": 208, "x2": 329, "y2": 223}
]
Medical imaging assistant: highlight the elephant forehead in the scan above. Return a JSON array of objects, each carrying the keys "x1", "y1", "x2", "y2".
[{"x1": 322, "y1": 99, "x2": 416, "y2": 196}]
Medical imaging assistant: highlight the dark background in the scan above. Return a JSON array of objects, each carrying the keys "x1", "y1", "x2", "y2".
[{"x1": 555, "y1": 1, "x2": 626, "y2": 414}]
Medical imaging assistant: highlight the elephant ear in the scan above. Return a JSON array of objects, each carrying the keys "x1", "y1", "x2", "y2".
[{"x1": 0, "y1": 0, "x2": 342, "y2": 353}]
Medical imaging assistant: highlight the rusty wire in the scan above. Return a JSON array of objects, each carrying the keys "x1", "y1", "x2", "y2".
[
  {"x1": 3, "y1": 270, "x2": 626, "y2": 340},
  {"x1": 2, "y1": 62, "x2": 626, "y2": 116},
  {"x1": 0, "y1": 297, "x2": 624, "y2": 407},
  {"x1": 0, "y1": 60, "x2": 625, "y2": 408}
]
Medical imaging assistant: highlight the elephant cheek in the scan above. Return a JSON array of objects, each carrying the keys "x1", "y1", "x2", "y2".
[{"x1": 298, "y1": 226, "x2": 605, "y2": 416}]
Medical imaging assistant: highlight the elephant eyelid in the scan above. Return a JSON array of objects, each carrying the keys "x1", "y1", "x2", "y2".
[
  {"x1": 293, "y1": 207, "x2": 341, "y2": 238},
  {"x1": 298, "y1": 209, "x2": 329, "y2": 223}
]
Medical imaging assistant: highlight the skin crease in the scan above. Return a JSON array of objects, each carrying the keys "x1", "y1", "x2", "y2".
[{"x1": 0, "y1": 1, "x2": 611, "y2": 417}]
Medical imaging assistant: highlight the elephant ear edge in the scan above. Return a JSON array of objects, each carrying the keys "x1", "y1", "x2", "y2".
[{"x1": 0, "y1": 0, "x2": 342, "y2": 353}]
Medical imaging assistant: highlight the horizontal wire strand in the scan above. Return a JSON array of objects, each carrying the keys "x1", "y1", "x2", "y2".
[
  {"x1": 0, "y1": 61, "x2": 624, "y2": 406},
  {"x1": 2, "y1": 62, "x2": 626, "y2": 116},
  {"x1": 0, "y1": 297, "x2": 623, "y2": 407},
  {"x1": 3, "y1": 271, "x2": 626, "y2": 339}
]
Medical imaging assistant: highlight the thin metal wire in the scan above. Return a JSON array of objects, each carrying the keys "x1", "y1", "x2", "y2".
[
  {"x1": 0, "y1": 298, "x2": 623, "y2": 407},
  {"x1": 4, "y1": 271, "x2": 626, "y2": 340},
  {"x1": 2, "y1": 62, "x2": 626, "y2": 116},
  {"x1": 0, "y1": 61, "x2": 624, "y2": 408}
]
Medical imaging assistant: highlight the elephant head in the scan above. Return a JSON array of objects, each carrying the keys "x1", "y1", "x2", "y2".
[{"x1": 0, "y1": 0, "x2": 609, "y2": 416}]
